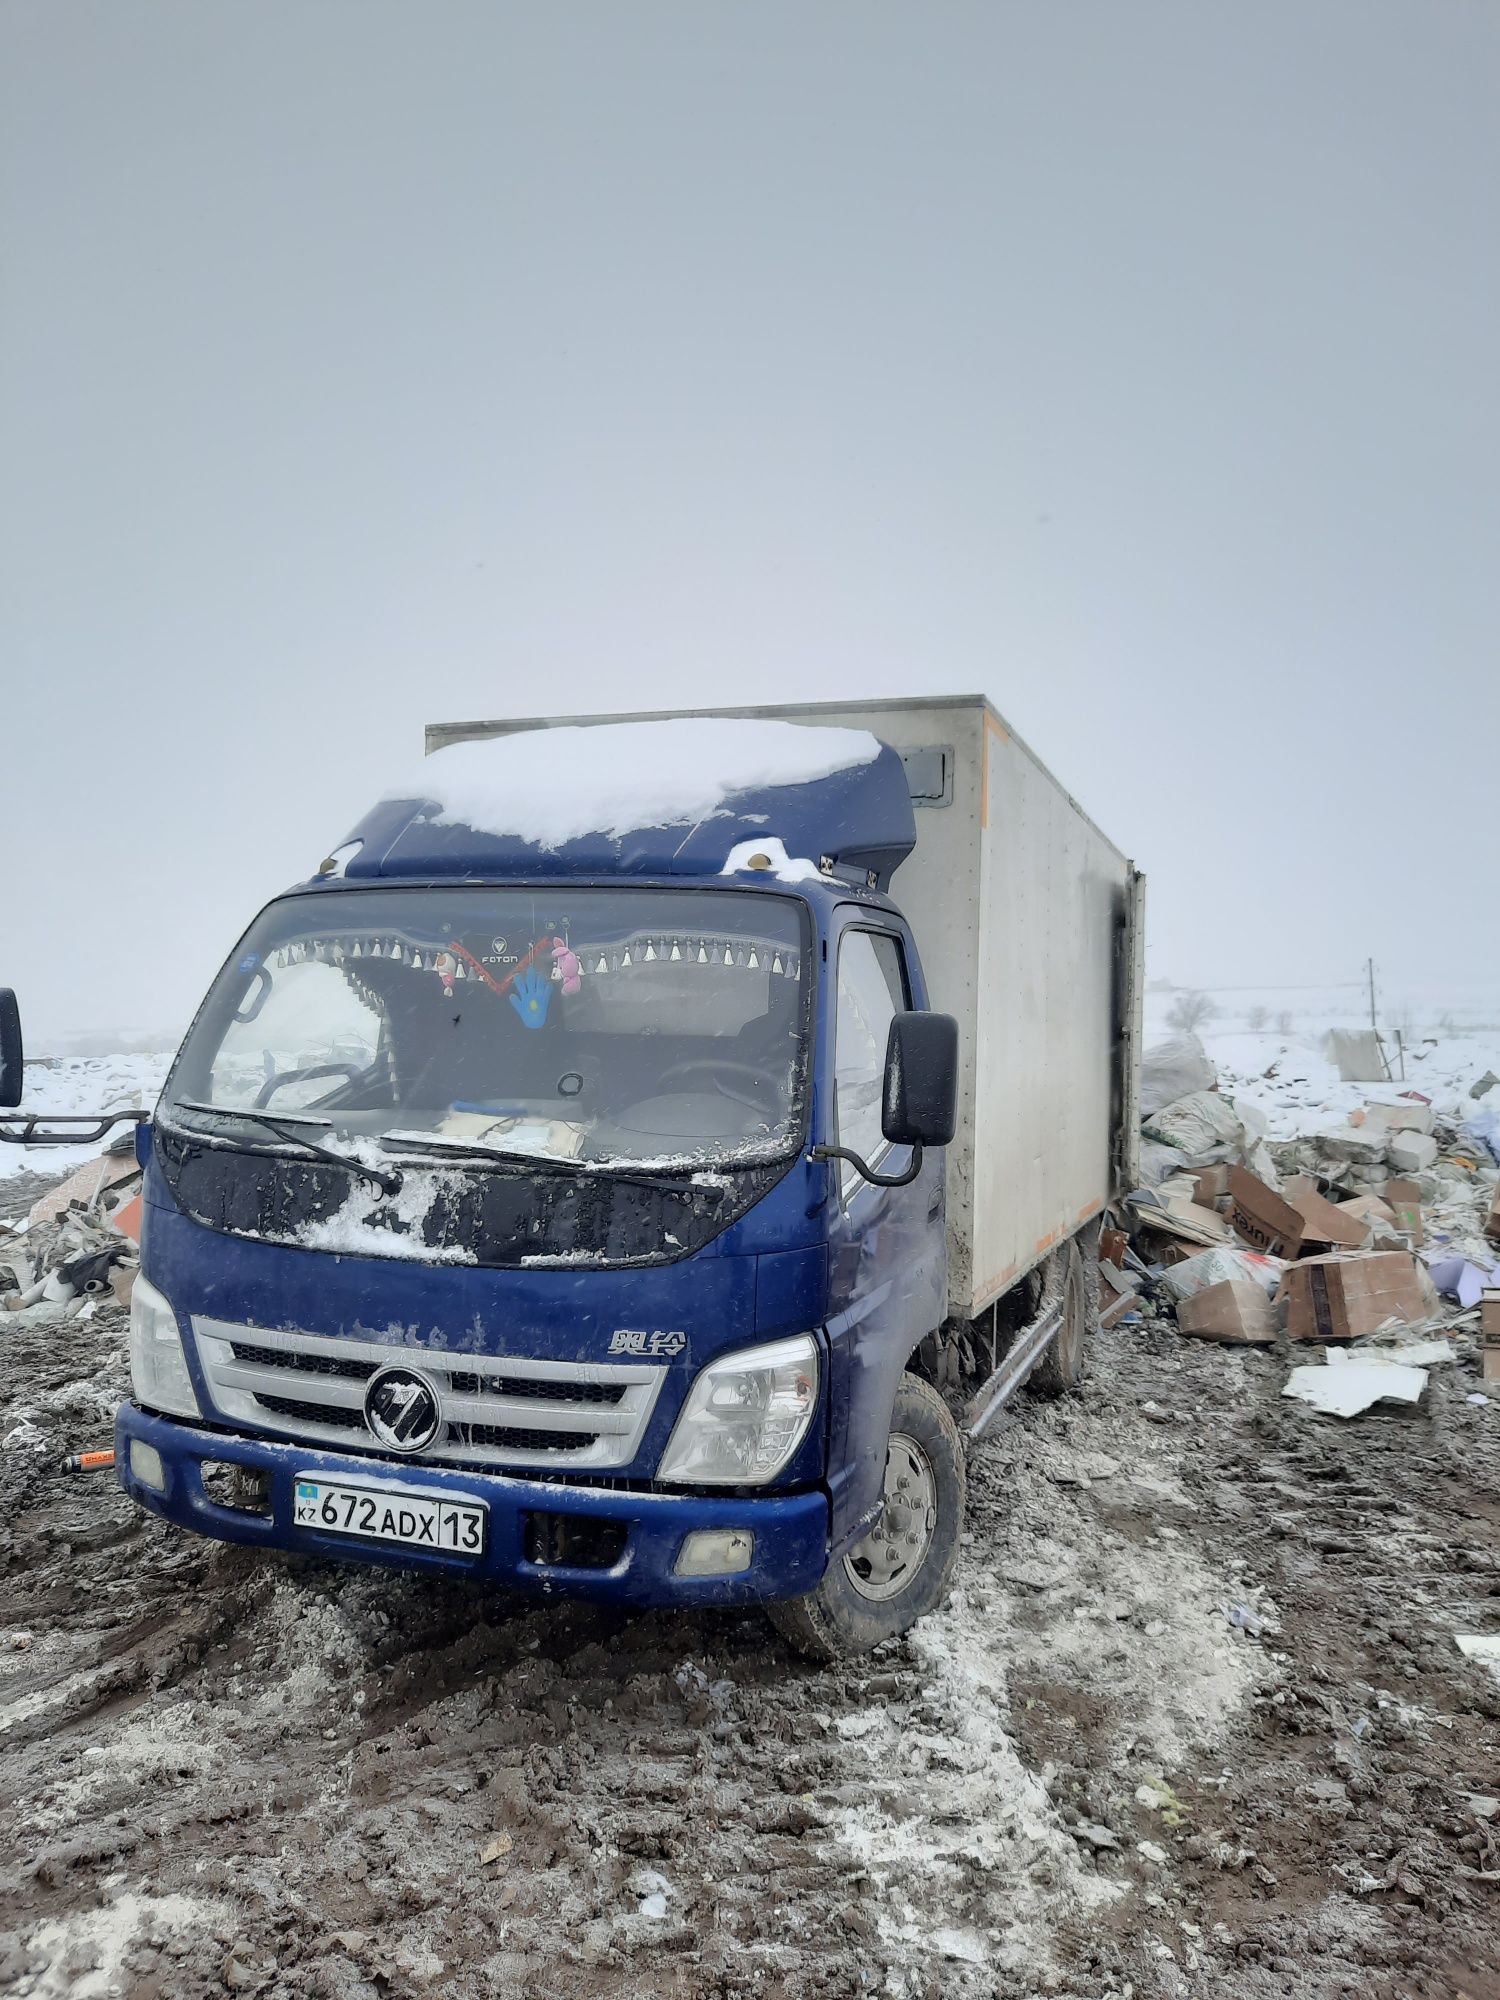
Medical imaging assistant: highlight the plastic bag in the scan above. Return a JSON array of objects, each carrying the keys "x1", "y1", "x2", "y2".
[
  {"x1": 1142, "y1": 1090, "x2": 1245, "y2": 1168},
  {"x1": 1157, "y1": 1246, "x2": 1286, "y2": 1302},
  {"x1": 1140, "y1": 1035, "x2": 1215, "y2": 1119},
  {"x1": 1460, "y1": 1104, "x2": 1500, "y2": 1165}
]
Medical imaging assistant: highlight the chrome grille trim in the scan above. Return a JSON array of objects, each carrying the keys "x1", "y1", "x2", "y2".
[{"x1": 190, "y1": 1316, "x2": 667, "y2": 1472}]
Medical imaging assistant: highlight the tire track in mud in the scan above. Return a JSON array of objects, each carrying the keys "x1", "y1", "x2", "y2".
[{"x1": 2, "y1": 1299, "x2": 1498, "y2": 1999}]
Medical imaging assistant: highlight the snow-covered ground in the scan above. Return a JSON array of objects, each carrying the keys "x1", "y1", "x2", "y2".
[
  {"x1": 0, "y1": 1054, "x2": 173, "y2": 1178},
  {"x1": 1204, "y1": 1027, "x2": 1500, "y2": 1145},
  {"x1": 1144, "y1": 980, "x2": 1500, "y2": 1149}
]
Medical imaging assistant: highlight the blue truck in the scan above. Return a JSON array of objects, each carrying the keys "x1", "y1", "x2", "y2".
[{"x1": 1, "y1": 697, "x2": 1143, "y2": 1658}]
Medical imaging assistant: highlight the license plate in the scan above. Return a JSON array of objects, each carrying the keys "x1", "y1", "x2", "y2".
[{"x1": 293, "y1": 1476, "x2": 487, "y2": 1556}]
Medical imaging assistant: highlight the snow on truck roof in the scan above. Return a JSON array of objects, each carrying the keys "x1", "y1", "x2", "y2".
[
  {"x1": 333, "y1": 717, "x2": 917, "y2": 887},
  {"x1": 381, "y1": 717, "x2": 883, "y2": 847}
]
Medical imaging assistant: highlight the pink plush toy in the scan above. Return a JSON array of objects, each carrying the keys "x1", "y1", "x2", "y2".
[{"x1": 551, "y1": 938, "x2": 581, "y2": 994}]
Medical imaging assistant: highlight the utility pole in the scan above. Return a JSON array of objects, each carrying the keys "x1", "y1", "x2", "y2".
[{"x1": 1366, "y1": 957, "x2": 1378, "y2": 1032}]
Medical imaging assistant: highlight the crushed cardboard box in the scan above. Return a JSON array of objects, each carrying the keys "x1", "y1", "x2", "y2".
[
  {"x1": 1226, "y1": 1166, "x2": 1305, "y2": 1259},
  {"x1": 1288, "y1": 1186, "x2": 1371, "y2": 1254}
]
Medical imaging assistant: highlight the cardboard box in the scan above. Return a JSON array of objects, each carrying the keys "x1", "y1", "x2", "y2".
[
  {"x1": 1384, "y1": 1178, "x2": 1426, "y2": 1247},
  {"x1": 1289, "y1": 1186, "x2": 1372, "y2": 1254},
  {"x1": 1226, "y1": 1166, "x2": 1305, "y2": 1259},
  {"x1": 1481, "y1": 1289, "x2": 1500, "y2": 1342},
  {"x1": 1176, "y1": 1279, "x2": 1282, "y2": 1344},
  {"x1": 1337, "y1": 1193, "x2": 1395, "y2": 1228},
  {"x1": 1192, "y1": 1165, "x2": 1231, "y2": 1209},
  {"x1": 1487, "y1": 1185, "x2": 1500, "y2": 1245},
  {"x1": 1276, "y1": 1251, "x2": 1438, "y2": 1342}
]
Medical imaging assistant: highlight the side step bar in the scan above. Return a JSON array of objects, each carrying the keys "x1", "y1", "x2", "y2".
[{"x1": 961, "y1": 1299, "x2": 1064, "y2": 1442}]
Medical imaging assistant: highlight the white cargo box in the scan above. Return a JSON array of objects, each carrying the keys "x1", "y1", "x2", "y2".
[{"x1": 427, "y1": 696, "x2": 1143, "y2": 1321}]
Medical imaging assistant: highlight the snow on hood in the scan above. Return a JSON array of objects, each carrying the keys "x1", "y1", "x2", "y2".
[{"x1": 382, "y1": 718, "x2": 883, "y2": 850}]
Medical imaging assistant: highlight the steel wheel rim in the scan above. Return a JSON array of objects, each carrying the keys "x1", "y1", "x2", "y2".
[{"x1": 843, "y1": 1431, "x2": 938, "y2": 1602}]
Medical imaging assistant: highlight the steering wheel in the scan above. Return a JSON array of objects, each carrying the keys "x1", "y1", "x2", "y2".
[
  {"x1": 655, "y1": 1058, "x2": 776, "y2": 1116},
  {"x1": 254, "y1": 1061, "x2": 364, "y2": 1110}
]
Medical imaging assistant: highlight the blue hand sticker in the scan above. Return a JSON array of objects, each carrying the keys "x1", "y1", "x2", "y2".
[{"x1": 509, "y1": 965, "x2": 550, "y2": 1029}]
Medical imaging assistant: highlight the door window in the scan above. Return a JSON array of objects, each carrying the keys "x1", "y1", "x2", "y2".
[{"x1": 834, "y1": 929, "x2": 908, "y2": 1197}]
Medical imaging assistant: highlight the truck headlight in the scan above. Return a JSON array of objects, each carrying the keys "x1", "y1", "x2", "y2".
[
  {"x1": 657, "y1": 1335, "x2": 819, "y2": 1486},
  {"x1": 129, "y1": 1274, "x2": 202, "y2": 1419}
]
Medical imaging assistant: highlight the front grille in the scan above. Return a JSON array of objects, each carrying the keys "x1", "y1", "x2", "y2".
[
  {"x1": 458, "y1": 1424, "x2": 600, "y2": 1454},
  {"x1": 191, "y1": 1315, "x2": 667, "y2": 1474},
  {"x1": 445, "y1": 1371, "x2": 624, "y2": 1407},
  {"x1": 233, "y1": 1340, "x2": 374, "y2": 1382},
  {"x1": 255, "y1": 1392, "x2": 365, "y2": 1430}
]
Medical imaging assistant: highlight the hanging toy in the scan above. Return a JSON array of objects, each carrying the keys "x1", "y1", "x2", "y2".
[
  {"x1": 434, "y1": 950, "x2": 457, "y2": 995},
  {"x1": 551, "y1": 937, "x2": 581, "y2": 995},
  {"x1": 509, "y1": 964, "x2": 551, "y2": 1028}
]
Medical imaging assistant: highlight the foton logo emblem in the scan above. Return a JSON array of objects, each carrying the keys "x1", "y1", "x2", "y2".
[{"x1": 608, "y1": 1330, "x2": 686, "y2": 1358}]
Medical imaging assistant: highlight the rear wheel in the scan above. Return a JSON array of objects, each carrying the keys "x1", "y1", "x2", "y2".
[
  {"x1": 1027, "y1": 1226, "x2": 1099, "y2": 1398},
  {"x1": 769, "y1": 1373, "x2": 964, "y2": 1662}
]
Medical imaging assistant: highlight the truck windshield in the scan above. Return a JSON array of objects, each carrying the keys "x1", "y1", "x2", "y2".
[{"x1": 163, "y1": 886, "x2": 810, "y2": 1171}]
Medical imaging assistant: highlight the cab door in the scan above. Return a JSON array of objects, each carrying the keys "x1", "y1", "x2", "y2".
[{"x1": 822, "y1": 914, "x2": 947, "y2": 1548}]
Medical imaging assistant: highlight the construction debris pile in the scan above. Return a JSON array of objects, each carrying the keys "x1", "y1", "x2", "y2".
[
  {"x1": 1104, "y1": 1034, "x2": 1500, "y2": 1414},
  {"x1": 0, "y1": 1135, "x2": 143, "y2": 1316}
]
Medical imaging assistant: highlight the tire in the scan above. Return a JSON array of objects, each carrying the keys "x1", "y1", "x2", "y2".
[
  {"x1": 769, "y1": 1373, "x2": 965, "y2": 1662},
  {"x1": 1028, "y1": 1225, "x2": 1100, "y2": 1399}
]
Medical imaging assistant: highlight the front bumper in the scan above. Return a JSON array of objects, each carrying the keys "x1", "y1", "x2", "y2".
[{"x1": 115, "y1": 1403, "x2": 831, "y2": 1606}]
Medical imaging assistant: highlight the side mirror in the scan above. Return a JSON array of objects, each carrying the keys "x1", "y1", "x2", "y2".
[
  {"x1": 882, "y1": 1011, "x2": 958, "y2": 1148},
  {"x1": 0, "y1": 989, "x2": 22, "y2": 1109}
]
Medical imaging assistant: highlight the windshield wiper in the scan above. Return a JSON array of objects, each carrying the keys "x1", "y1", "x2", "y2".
[
  {"x1": 170, "y1": 1101, "x2": 404, "y2": 1196},
  {"x1": 376, "y1": 1133, "x2": 707, "y2": 1193}
]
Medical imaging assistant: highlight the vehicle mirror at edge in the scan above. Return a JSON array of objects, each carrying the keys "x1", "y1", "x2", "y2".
[
  {"x1": 0, "y1": 989, "x2": 23, "y2": 1109},
  {"x1": 882, "y1": 1011, "x2": 958, "y2": 1150}
]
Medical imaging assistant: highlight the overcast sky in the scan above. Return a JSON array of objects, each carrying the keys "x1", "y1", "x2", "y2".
[{"x1": 3, "y1": 1, "x2": 1497, "y2": 1046}]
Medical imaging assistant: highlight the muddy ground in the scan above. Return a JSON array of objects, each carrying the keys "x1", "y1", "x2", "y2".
[{"x1": 1, "y1": 1238, "x2": 1497, "y2": 1996}]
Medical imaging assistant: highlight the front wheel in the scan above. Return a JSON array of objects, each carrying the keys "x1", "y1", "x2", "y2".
[{"x1": 769, "y1": 1373, "x2": 964, "y2": 1662}]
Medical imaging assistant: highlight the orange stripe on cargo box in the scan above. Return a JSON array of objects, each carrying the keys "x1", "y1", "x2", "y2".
[{"x1": 980, "y1": 713, "x2": 1009, "y2": 829}]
